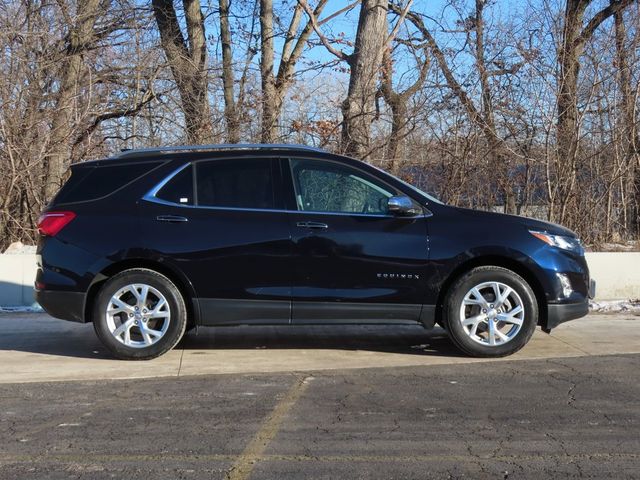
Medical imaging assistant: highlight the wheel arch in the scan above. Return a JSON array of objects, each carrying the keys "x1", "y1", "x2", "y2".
[
  {"x1": 435, "y1": 255, "x2": 547, "y2": 327},
  {"x1": 84, "y1": 259, "x2": 200, "y2": 327}
]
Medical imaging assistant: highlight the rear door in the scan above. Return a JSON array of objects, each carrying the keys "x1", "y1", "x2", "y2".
[{"x1": 139, "y1": 157, "x2": 292, "y2": 325}]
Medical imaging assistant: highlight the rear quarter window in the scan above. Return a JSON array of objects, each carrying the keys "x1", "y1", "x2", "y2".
[
  {"x1": 53, "y1": 162, "x2": 161, "y2": 204},
  {"x1": 155, "y1": 165, "x2": 194, "y2": 205}
]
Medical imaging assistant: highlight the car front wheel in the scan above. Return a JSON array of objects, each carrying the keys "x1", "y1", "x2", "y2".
[
  {"x1": 93, "y1": 268, "x2": 187, "y2": 360},
  {"x1": 443, "y1": 266, "x2": 538, "y2": 357}
]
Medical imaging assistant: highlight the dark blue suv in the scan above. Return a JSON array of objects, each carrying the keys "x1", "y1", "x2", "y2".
[{"x1": 35, "y1": 144, "x2": 595, "y2": 359}]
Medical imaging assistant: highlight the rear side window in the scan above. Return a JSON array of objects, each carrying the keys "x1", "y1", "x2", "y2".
[
  {"x1": 54, "y1": 162, "x2": 160, "y2": 204},
  {"x1": 195, "y1": 159, "x2": 274, "y2": 209}
]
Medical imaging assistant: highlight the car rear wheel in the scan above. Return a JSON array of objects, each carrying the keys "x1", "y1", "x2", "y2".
[
  {"x1": 93, "y1": 268, "x2": 187, "y2": 360},
  {"x1": 443, "y1": 266, "x2": 538, "y2": 357}
]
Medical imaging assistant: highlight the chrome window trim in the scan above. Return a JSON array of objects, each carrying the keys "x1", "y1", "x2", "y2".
[{"x1": 143, "y1": 161, "x2": 432, "y2": 219}]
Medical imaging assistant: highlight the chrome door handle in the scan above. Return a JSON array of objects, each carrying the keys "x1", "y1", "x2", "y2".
[
  {"x1": 156, "y1": 215, "x2": 189, "y2": 223},
  {"x1": 296, "y1": 221, "x2": 328, "y2": 230}
]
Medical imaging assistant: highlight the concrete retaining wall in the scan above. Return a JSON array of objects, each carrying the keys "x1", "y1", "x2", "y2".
[
  {"x1": 0, "y1": 254, "x2": 39, "y2": 307},
  {"x1": 585, "y1": 252, "x2": 640, "y2": 300},
  {"x1": 0, "y1": 252, "x2": 638, "y2": 307}
]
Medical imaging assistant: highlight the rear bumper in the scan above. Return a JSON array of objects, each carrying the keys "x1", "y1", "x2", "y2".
[{"x1": 35, "y1": 289, "x2": 86, "y2": 323}]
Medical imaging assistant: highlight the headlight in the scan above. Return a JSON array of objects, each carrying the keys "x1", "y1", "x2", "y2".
[{"x1": 529, "y1": 230, "x2": 584, "y2": 255}]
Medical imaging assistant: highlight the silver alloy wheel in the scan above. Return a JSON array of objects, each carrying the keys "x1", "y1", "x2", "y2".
[
  {"x1": 105, "y1": 283, "x2": 171, "y2": 348},
  {"x1": 459, "y1": 281, "x2": 525, "y2": 346}
]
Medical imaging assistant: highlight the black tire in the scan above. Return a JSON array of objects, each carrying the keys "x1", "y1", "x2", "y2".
[
  {"x1": 442, "y1": 266, "x2": 538, "y2": 357},
  {"x1": 93, "y1": 268, "x2": 187, "y2": 360}
]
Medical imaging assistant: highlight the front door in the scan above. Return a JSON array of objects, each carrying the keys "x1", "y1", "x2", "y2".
[{"x1": 285, "y1": 158, "x2": 431, "y2": 324}]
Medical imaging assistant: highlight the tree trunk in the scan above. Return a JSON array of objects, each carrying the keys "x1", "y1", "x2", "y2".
[
  {"x1": 613, "y1": 3, "x2": 640, "y2": 237},
  {"x1": 378, "y1": 45, "x2": 428, "y2": 174},
  {"x1": 341, "y1": 0, "x2": 388, "y2": 159},
  {"x1": 219, "y1": 0, "x2": 240, "y2": 143},
  {"x1": 554, "y1": 0, "x2": 587, "y2": 223},
  {"x1": 152, "y1": 0, "x2": 213, "y2": 144},
  {"x1": 381, "y1": 91, "x2": 406, "y2": 173},
  {"x1": 259, "y1": 0, "x2": 278, "y2": 143},
  {"x1": 44, "y1": 0, "x2": 101, "y2": 202}
]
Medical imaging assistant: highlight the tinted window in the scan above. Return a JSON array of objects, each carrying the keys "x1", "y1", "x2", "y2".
[
  {"x1": 54, "y1": 162, "x2": 160, "y2": 204},
  {"x1": 196, "y1": 159, "x2": 274, "y2": 209},
  {"x1": 290, "y1": 159, "x2": 393, "y2": 214},
  {"x1": 156, "y1": 165, "x2": 193, "y2": 205}
]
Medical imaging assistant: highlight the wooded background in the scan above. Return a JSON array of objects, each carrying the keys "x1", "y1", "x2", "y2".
[{"x1": 1, "y1": 0, "x2": 638, "y2": 250}]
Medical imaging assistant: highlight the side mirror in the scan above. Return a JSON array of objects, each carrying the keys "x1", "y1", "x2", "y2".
[{"x1": 387, "y1": 195, "x2": 419, "y2": 216}]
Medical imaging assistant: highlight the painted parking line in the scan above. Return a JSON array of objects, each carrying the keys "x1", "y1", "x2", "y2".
[{"x1": 225, "y1": 375, "x2": 313, "y2": 480}]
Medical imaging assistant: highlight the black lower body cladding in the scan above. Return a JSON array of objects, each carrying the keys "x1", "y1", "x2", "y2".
[{"x1": 34, "y1": 289, "x2": 85, "y2": 322}]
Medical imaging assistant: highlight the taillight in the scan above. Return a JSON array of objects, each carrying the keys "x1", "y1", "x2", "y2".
[{"x1": 38, "y1": 211, "x2": 76, "y2": 236}]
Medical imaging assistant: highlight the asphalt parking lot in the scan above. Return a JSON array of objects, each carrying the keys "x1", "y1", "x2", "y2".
[{"x1": 1, "y1": 313, "x2": 639, "y2": 479}]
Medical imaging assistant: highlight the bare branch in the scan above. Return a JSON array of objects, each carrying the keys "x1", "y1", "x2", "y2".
[
  {"x1": 297, "y1": 0, "x2": 349, "y2": 61},
  {"x1": 385, "y1": 0, "x2": 414, "y2": 47},
  {"x1": 576, "y1": 0, "x2": 636, "y2": 47}
]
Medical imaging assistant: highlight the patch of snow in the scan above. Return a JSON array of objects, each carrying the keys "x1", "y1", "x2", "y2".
[
  {"x1": 593, "y1": 241, "x2": 640, "y2": 252},
  {"x1": 589, "y1": 299, "x2": 640, "y2": 314},
  {"x1": 2, "y1": 242, "x2": 37, "y2": 255},
  {"x1": 0, "y1": 304, "x2": 44, "y2": 313}
]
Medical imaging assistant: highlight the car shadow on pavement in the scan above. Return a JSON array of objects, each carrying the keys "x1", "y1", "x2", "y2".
[
  {"x1": 0, "y1": 314, "x2": 464, "y2": 359},
  {"x1": 178, "y1": 324, "x2": 464, "y2": 358}
]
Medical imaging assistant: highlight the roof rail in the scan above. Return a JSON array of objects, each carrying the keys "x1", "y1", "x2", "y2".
[{"x1": 117, "y1": 143, "x2": 327, "y2": 159}]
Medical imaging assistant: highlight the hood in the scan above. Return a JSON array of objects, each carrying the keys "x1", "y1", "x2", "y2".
[{"x1": 452, "y1": 207, "x2": 578, "y2": 238}]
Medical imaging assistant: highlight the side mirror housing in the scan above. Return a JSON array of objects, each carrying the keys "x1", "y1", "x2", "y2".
[{"x1": 387, "y1": 196, "x2": 420, "y2": 216}]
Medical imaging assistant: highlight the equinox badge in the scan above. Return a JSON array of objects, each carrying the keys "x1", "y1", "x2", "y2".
[{"x1": 377, "y1": 273, "x2": 420, "y2": 280}]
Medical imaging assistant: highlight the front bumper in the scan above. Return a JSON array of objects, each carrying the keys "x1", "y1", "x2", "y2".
[
  {"x1": 543, "y1": 278, "x2": 595, "y2": 332},
  {"x1": 34, "y1": 289, "x2": 86, "y2": 323},
  {"x1": 545, "y1": 299, "x2": 589, "y2": 331}
]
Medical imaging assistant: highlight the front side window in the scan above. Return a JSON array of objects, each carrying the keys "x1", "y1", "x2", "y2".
[
  {"x1": 290, "y1": 159, "x2": 394, "y2": 214},
  {"x1": 196, "y1": 158, "x2": 275, "y2": 209}
]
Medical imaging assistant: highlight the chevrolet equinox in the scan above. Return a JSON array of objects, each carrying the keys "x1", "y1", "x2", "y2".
[{"x1": 35, "y1": 144, "x2": 595, "y2": 359}]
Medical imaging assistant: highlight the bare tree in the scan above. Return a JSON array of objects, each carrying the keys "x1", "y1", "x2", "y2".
[
  {"x1": 554, "y1": 0, "x2": 635, "y2": 224},
  {"x1": 0, "y1": 0, "x2": 160, "y2": 248},
  {"x1": 377, "y1": 6, "x2": 429, "y2": 173},
  {"x1": 612, "y1": 0, "x2": 640, "y2": 236},
  {"x1": 340, "y1": 0, "x2": 388, "y2": 158},
  {"x1": 400, "y1": 6, "x2": 525, "y2": 212},
  {"x1": 44, "y1": 0, "x2": 102, "y2": 201},
  {"x1": 152, "y1": 0, "x2": 214, "y2": 144},
  {"x1": 219, "y1": 0, "x2": 240, "y2": 143},
  {"x1": 2, "y1": 0, "x2": 640, "y2": 251},
  {"x1": 259, "y1": 0, "x2": 328, "y2": 143},
  {"x1": 301, "y1": 0, "x2": 391, "y2": 158}
]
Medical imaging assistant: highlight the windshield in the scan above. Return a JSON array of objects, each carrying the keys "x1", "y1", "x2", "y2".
[
  {"x1": 357, "y1": 160, "x2": 445, "y2": 206},
  {"x1": 396, "y1": 177, "x2": 444, "y2": 205}
]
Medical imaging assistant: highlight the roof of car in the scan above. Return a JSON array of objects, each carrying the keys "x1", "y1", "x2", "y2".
[{"x1": 115, "y1": 143, "x2": 327, "y2": 159}]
